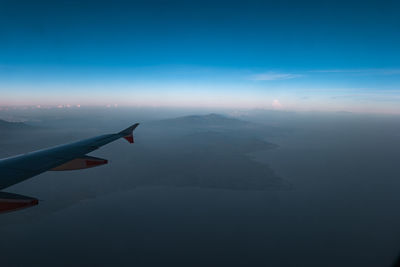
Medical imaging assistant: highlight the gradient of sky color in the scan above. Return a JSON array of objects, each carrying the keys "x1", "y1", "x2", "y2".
[{"x1": 1, "y1": 0, "x2": 400, "y2": 113}]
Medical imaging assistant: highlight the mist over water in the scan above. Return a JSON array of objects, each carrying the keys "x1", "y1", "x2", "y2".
[{"x1": 1, "y1": 108, "x2": 400, "y2": 266}]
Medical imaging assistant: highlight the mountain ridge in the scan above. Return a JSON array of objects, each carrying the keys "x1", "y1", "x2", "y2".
[{"x1": 148, "y1": 113, "x2": 252, "y2": 128}]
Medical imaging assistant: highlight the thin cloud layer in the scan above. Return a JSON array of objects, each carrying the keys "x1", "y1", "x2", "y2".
[
  {"x1": 310, "y1": 68, "x2": 400, "y2": 75},
  {"x1": 251, "y1": 72, "x2": 302, "y2": 81}
]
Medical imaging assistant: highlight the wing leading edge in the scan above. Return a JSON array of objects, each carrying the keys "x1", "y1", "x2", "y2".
[{"x1": 0, "y1": 123, "x2": 139, "y2": 190}]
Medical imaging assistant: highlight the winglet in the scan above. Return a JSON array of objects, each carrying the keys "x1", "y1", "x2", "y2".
[{"x1": 118, "y1": 123, "x2": 139, "y2": 144}]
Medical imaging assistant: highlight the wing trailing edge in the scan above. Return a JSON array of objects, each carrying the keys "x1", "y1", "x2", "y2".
[{"x1": 50, "y1": 155, "x2": 108, "y2": 171}]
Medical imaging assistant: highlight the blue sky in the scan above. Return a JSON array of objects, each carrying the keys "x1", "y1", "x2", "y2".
[{"x1": 1, "y1": 0, "x2": 400, "y2": 113}]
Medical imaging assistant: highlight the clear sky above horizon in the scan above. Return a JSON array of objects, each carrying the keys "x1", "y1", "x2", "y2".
[{"x1": 1, "y1": 0, "x2": 400, "y2": 114}]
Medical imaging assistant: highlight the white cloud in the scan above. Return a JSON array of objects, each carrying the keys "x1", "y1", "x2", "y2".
[
  {"x1": 310, "y1": 69, "x2": 363, "y2": 73},
  {"x1": 272, "y1": 99, "x2": 282, "y2": 109},
  {"x1": 250, "y1": 72, "x2": 302, "y2": 81}
]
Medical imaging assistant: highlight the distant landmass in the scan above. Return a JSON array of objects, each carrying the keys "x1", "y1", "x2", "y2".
[
  {"x1": 144, "y1": 113, "x2": 286, "y2": 138},
  {"x1": 114, "y1": 113, "x2": 289, "y2": 191},
  {"x1": 0, "y1": 120, "x2": 41, "y2": 158},
  {"x1": 0, "y1": 119, "x2": 31, "y2": 131},
  {"x1": 151, "y1": 113, "x2": 252, "y2": 128}
]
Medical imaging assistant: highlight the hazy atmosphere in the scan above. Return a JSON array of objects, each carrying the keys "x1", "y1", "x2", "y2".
[{"x1": 1, "y1": 1, "x2": 400, "y2": 266}]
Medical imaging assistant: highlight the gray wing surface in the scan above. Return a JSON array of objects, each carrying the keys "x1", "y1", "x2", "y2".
[{"x1": 0, "y1": 123, "x2": 139, "y2": 190}]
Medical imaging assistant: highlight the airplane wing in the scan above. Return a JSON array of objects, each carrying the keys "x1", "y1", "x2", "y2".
[{"x1": 0, "y1": 123, "x2": 139, "y2": 213}]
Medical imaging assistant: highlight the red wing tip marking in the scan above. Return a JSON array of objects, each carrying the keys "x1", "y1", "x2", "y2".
[
  {"x1": 124, "y1": 135, "x2": 134, "y2": 143},
  {"x1": 0, "y1": 198, "x2": 39, "y2": 213},
  {"x1": 85, "y1": 159, "x2": 108, "y2": 167}
]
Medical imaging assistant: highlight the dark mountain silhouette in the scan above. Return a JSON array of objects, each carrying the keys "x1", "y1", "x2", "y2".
[{"x1": 0, "y1": 119, "x2": 32, "y2": 131}]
